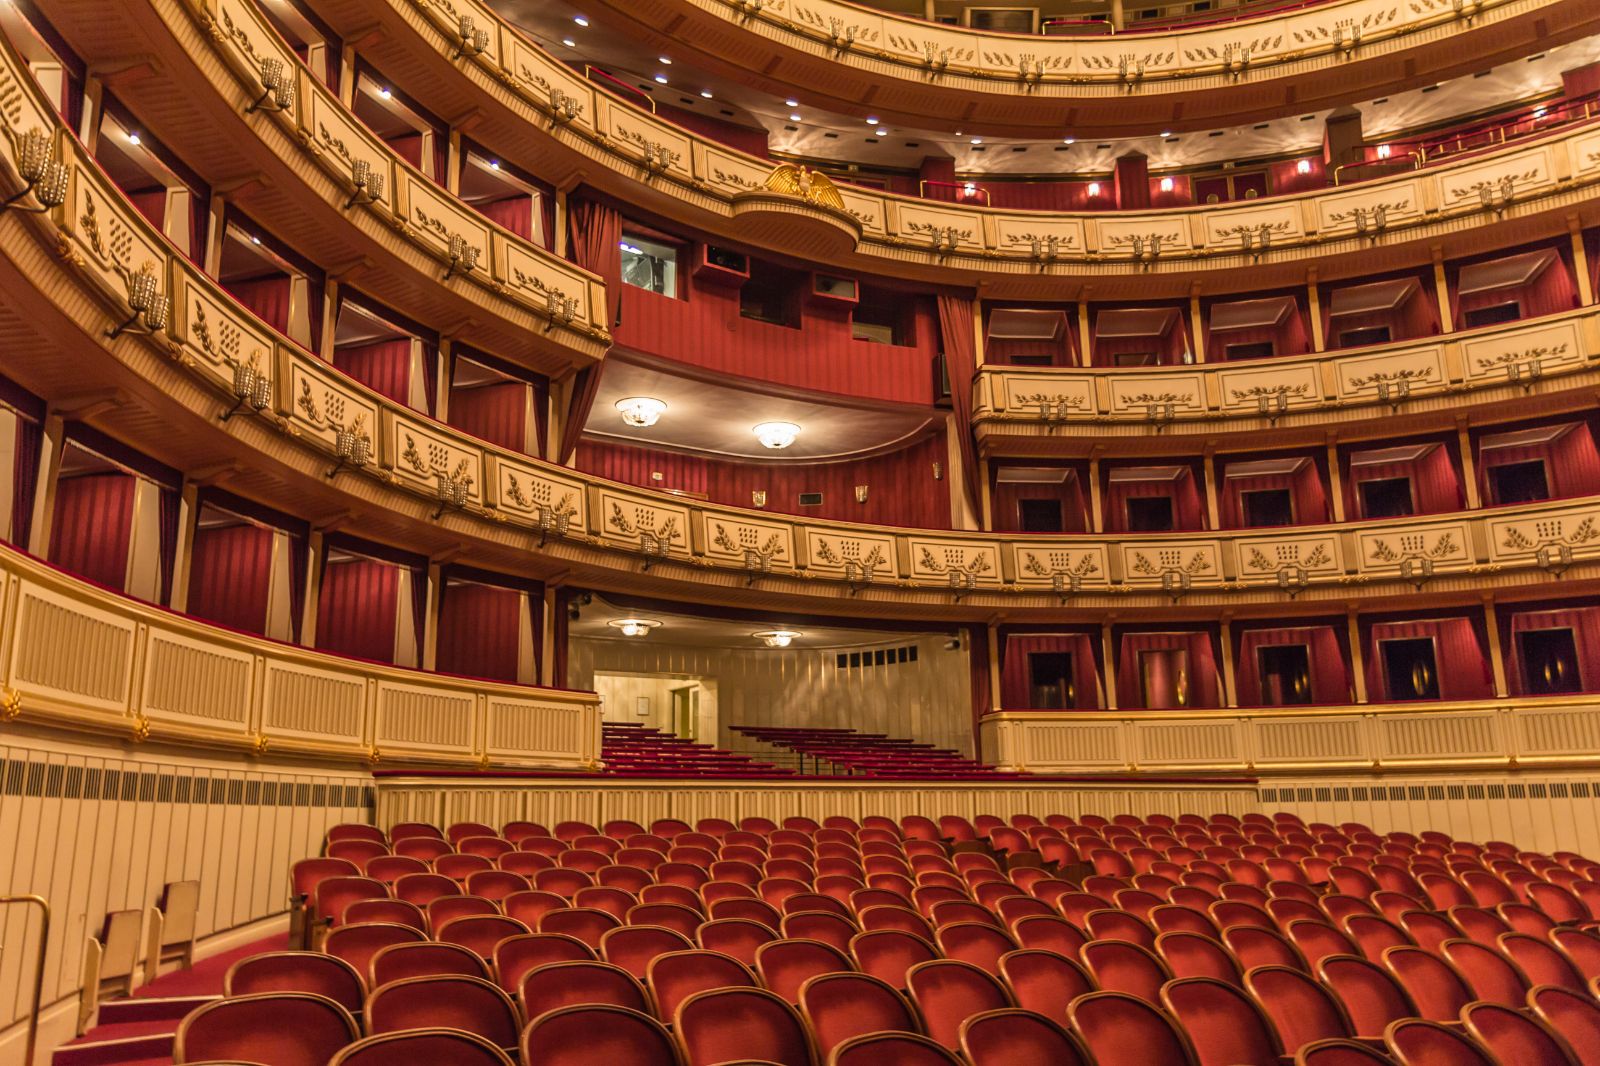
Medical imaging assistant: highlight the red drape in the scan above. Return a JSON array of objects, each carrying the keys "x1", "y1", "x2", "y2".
[
  {"x1": 1091, "y1": 309, "x2": 1189, "y2": 367},
  {"x1": 316, "y1": 558, "x2": 400, "y2": 664},
  {"x1": 1347, "y1": 444, "x2": 1462, "y2": 517},
  {"x1": 450, "y1": 382, "x2": 530, "y2": 454},
  {"x1": 1222, "y1": 465, "x2": 1328, "y2": 528},
  {"x1": 1452, "y1": 249, "x2": 1577, "y2": 327},
  {"x1": 1479, "y1": 424, "x2": 1600, "y2": 503},
  {"x1": 437, "y1": 582, "x2": 523, "y2": 683},
  {"x1": 1103, "y1": 468, "x2": 1206, "y2": 532},
  {"x1": 1205, "y1": 302, "x2": 1311, "y2": 360},
  {"x1": 1507, "y1": 607, "x2": 1600, "y2": 696},
  {"x1": 561, "y1": 199, "x2": 623, "y2": 463},
  {"x1": 388, "y1": 133, "x2": 423, "y2": 170},
  {"x1": 935, "y1": 294, "x2": 980, "y2": 514},
  {"x1": 127, "y1": 189, "x2": 165, "y2": 231},
  {"x1": 49, "y1": 474, "x2": 136, "y2": 590},
  {"x1": 9, "y1": 413, "x2": 40, "y2": 550},
  {"x1": 1365, "y1": 618, "x2": 1494, "y2": 702},
  {"x1": 1116, "y1": 630, "x2": 1221, "y2": 710},
  {"x1": 552, "y1": 587, "x2": 574, "y2": 689},
  {"x1": 999, "y1": 633, "x2": 1101, "y2": 710},
  {"x1": 157, "y1": 487, "x2": 180, "y2": 606},
  {"x1": 967, "y1": 626, "x2": 991, "y2": 757},
  {"x1": 479, "y1": 196, "x2": 533, "y2": 242},
  {"x1": 225, "y1": 276, "x2": 292, "y2": 335},
  {"x1": 1323, "y1": 276, "x2": 1438, "y2": 349},
  {"x1": 1235, "y1": 626, "x2": 1350, "y2": 707},
  {"x1": 187, "y1": 523, "x2": 274, "y2": 635},
  {"x1": 335, "y1": 340, "x2": 413, "y2": 408}
]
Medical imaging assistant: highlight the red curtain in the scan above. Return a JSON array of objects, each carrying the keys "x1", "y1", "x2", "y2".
[
  {"x1": 1507, "y1": 607, "x2": 1600, "y2": 696},
  {"x1": 551, "y1": 587, "x2": 574, "y2": 689},
  {"x1": 225, "y1": 276, "x2": 292, "y2": 335},
  {"x1": 1365, "y1": 618, "x2": 1494, "y2": 702},
  {"x1": 127, "y1": 189, "x2": 165, "y2": 230},
  {"x1": 1116, "y1": 630, "x2": 1221, "y2": 710},
  {"x1": 1103, "y1": 468, "x2": 1206, "y2": 532},
  {"x1": 1222, "y1": 465, "x2": 1328, "y2": 528},
  {"x1": 1323, "y1": 277, "x2": 1438, "y2": 349},
  {"x1": 436, "y1": 582, "x2": 523, "y2": 683},
  {"x1": 1091, "y1": 310, "x2": 1189, "y2": 367},
  {"x1": 316, "y1": 558, "x2": 399, "y2": 664},
  {"x1": 1205, "y1": 303, "x2": 1311, "y2": 359},
  {"x1": 936, "y1": 294, "x2": 979, "y2": 516},
  {"x1": 49, "y1": 474, "x2": 136, "y2": 590},
  {"x1": 388, "y1": 133, "x2": 423, "y2": 170},
  {"x1": 450, "y1": 382, "x2": 530, "y2": 454},
  {"x1": 1479, "y1": 424, "x2": 1600, "y2": 502},
  {"x1": 187, "y1": 523, "x2": 274, "y2": 635},
  {"x1": 9, "y1": 413, "x2": 40, "y2": 549},
  {"x1": 157, "y1": 487, "x2": 180, "y2": 605},
  {"x1": 479, "y1": 196, "x2": 533, "y2": 242},
  {"x1": 561, "y1": 199, "x2": 623, "y2": 463},
  {"x1": 335, "y1": 340, "x2": 413, "y2": 408},
  {"x1": 1235, "y1": 626, "x2": 1350, "y2": 706},
  {"x1": 1347, "y1": 444, "x2": 1463, "y2": 517},
  {"x1": 967, "y1": 626, "x2": 991, "y2": 756},
  {"x1": 999, "y1": 633, "x2": 1101, "y2": 710}
]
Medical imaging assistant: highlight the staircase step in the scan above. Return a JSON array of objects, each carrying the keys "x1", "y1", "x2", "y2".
[{"x1": 96, "y1": 996, "x2": 217, "y2": 1025}]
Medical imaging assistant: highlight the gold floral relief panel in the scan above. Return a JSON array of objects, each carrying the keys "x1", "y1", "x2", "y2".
[
  {"x1": 1487, "y1": 503, "x2": 1600, "y2": 563},
  {"x1": 1011, "y1": 544, "x2": 1109, "y2": 590},
  {"x1": 490, "y1": 455, "x2": 586, "y2": 531},
  {"x1": 803, "y1": 529, "x2": 896, "y2": 581},
  {"x1": 283, "y1": 354, "x2": 380, "y2": 459},
  {"x1": 597, "y1": 490, "x2": 691, "y2": 556},
  {"x1": 1095, "y1": 215, "x2": 1192, "y2": 258},
  {"x1": 1119, "y1": 542, "x2": 1222, "y2": 588},
  {"x1": 597, "y1": 97, "x2": 694, "y2": 181},
  {"x1": 173, "y1": 270, "x2": 277, "y2": 389},
  {"x1": 505, "y1": 35, "x2": 596, "y2": 134},
  {"x1": 906, "y1": 539, "x2": 1002, "y2": 587},
  {"x1": 395, "y1": 171, "x2": 492, "y2": 265},
  {"x1": 386, "y1": 411, "x2": 485, "y2": 505},
  {"x1": 1354, "y1": 521, "x2": 1471, "y2": 572},
  {"x1": 1214, "y1": 361, "x2": 1321, "y2": 413},
  {"x1": 1314, "y1": 180, "x2": 1423, "y2": 235},
  {"x1": 1105, "y1": 373, "x2": 1206, "y2": 415},
  {"x1": 302, "y1": 88, "x2": 395, "y2": 218},
  {"x1": 1233, "y1": 534, "x2": 1343, "y2": 584},
  {"x1": 65, "y1": 160, "x2": 170, "y2": 309},
  {"x1": 1437, "y1": 145, "x2": 1553, "y2": 211},
  {"x1": 702, "y1": 516, "x2": 796, "y2": 572},
  {"x1": 998, "y1": 375, "x2": 1097, "y2": 417},
  {"x1": 1458, "y1": 314, "x2": 1585, "y2": 382},
  {"x1": 1333, "y1": 345, "x2": 1446, "y2": 403}
]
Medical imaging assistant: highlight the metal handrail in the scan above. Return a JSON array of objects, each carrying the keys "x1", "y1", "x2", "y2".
[
  {"x1": 1041, "y1": 17, "x2": 1116, "y2": 35},
  {"x1": 919, "y1": 179, "x2": 992, "y2": 205},
  {"x1": 583, "y1": 65, "x2": 657, "y2": 114},
  {"x1": 2, "y1": 894, "x2": 50, "y2": 1066},
  {"x1": 1332, "y1": 150, "x2": 1421, "y2": 185}
]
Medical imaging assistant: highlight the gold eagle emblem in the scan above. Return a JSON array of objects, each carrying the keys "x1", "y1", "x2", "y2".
[{"x1": 763, "y1": 163, "x2": 847, "y2": 210}]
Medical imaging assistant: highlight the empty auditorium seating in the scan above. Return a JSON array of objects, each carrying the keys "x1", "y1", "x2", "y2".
[
  {"x1": 600, "y1": 723, "x2": 792, "y2": 778},
  {"x1": 730, "y1": 725, "x2": 1014, "y2": 779},
  {"x1": 159, "y1": 808, "x2": 1600, "y2": 1066}
]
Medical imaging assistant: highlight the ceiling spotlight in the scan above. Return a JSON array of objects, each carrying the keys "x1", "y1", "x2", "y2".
[
  {"x1": 755, "y1": 630, "x2": 801, "y2": 648},
  {"x1": 700, "y1": 89, "x2": 714, "y2": 98},
  {"x1": 786, "y1": 99, "x2": 799, "y2": 107},
  {"x1": 1161, "y1": 131, "x2": 1172, "y2": 138},
  {"x1": 573, "y1": 15, "x2": 589, "y2": 25},
  {"x1": 561, "y1": 37, "x2": 576, "y2": 46},
  {"x1": 608, "y1": 618, "x2": 660, "y2": 638},
  {"x1": 790, "y1": 113, "x2": 802, "y2": 121},
  {"x1": 1159, "y1": 176, "x2": 1173, "y2": 192},
  {"x1": 866, "y1": 116, "x2": 879, "y2": 124},
  {"x1": 654, "y1": 74, "x2": 668, "y2": 84},
  {"x1": 753, "y1": 421, "x2": 801, "y2": 449},
  {"x1": 489, "y1": 160, "x2": 501, "y2": 170},
  {"x1": 251, "y1": 235, "x2": 262, "y2": 244},
  {"x1": 970, "y1": 138, "x2": 983, "y2": 145},
  {"x1": 659, "y1": 56, "x2": 672, "y2": 64},
  {"x1": 615, "y1": 396, "x2": 667, "y2": 427},
  {"x1": 128, "y1": 132, "x2": 141, "y2": 146}
]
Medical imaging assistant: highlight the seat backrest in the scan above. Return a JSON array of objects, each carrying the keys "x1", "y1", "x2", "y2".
[
  {"x1": 1155, "y1": 931, "x2": 1241, "y2": 986},
  {"x1": 849, "y1": 928, "x2": 938, "y2": 989},
  {"x1": 522, "y1": 1004, "x2": 681, "y2": 1066},
  {"x1": 696, "y1": 918, "x2": 778, "y2": 966},
  {"x1": 224, "y1": 952, "x2": 364, "y2": 1013},
  {"x1": 1080, "y1": 939, "x2": 1171, "y2": 1004},
  {"x1": 997, "y1": 949, "x2": 1094, "y2": 1020},
  {"x1": 174, "y1": 992, "x2": 357, "y2": 1066},
  {"x1": 329, "y1": 1029, "x2": 514, "y2": 1066},
  {"x1": 538, "y1": 906, "x2": 621, "y2": 949},
  {"x1": 1531, "y1": 984, "x2": 1600, "y2": 1065},
  {"x1": 1162, "y1": 976, "x2": 1283, "y2": 1066},
  {"x1": 365, "y1": 974, "x2": 520, "y2": 1052},
  {"x1": 437, "y1": 914, "x2": 531, "y2": 959},
  {"x1": 1461, "y1": 1000, "x2": 1580, "y2": 1066},
  {"x1": 904, "y1": 959, "x2": 1012, "y2": 1049},
  {"x1": 754, "y1": 938, "x2": 853, "y2": 1002},
  {"x1": 1551, "y1": 927, "x2": 1600, "y2": 982},
  {"x1": 780, "y1": 911, "x2": 855, "y2": 952},
  {"x1": 601, "y1": 924, "x2": 697, "y2": 979},
  {"x1": 1289, "y1": 920, "x2": 1361, "y2": 968},
  {"x1": 674, "y1": 986, "x2": 813, "y2": 1066},
  {"x1": 491, "y1": 931, "x2": 594, "y2": 992},
  {"x1": 1243, "y1": 964, "x2": 1353, "y2": 1052},
  {"x1": 393, "y1": 872, "x2": 458, "y2": 906},
  {"x1": 959, "y1": 1008, "x2": 1089, "y2": 1066},
  {"x1": 934, "y1": 922, "x2": 1017, "y2": 976},
  {"x1": 830, "y1": 1031, "x2": 961, "y2": 1065},
  {"x1": 369, "y1": 940, "x2": 490, "y2": 989},
  {"x1": 1067, "y1": 990, "x2": 1197, "y2": 1066},
  {"x1": 1384, "y1": 1018, "x2": 1497, "y2": 1066},
  {"x1": 1438, "y1": 938, "x2": 1529, "y2": 1007},
  {"x1": 519, "y1": 959, "x2": 650, "y2": 1019},
  {"x1": 797, "y1": 970, "x2": 917, "y2": 1058},
  {"x1": 321, "y1": 922, "x2": 426, "y2": 978},
  {"x1": 1317, "y1": 955, "x2": 1417, "y2": 1039},
  {"x1": 1500, "y1": 931, "x2": 1587, "y2": 991},
  {"x1": 1293, "y1": 1037, "x2": 1398, "y2": 1065},
  {"x1": 648, "y1": 949, "x2": 758, "y2": 1021},
  {"x1": 1011, "y1": 914, "x2": 1088, "y2": 957}
]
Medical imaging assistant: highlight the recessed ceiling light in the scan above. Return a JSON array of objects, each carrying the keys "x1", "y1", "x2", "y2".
[
  {"x1": 754, "y1": 630, "x2": 802, "y2": 648},
  {"x1": 789, "y1": 113, "x2": 802, "y2": 121},
  {"x1": 608, "y1": 618, "x2": 660, "y2": 638},
  {"x1": 866, "y1": 116, "x2": 879, "y2": 124},
  {"x1": 573, "y1": 15, "x2": 589, "y2": 25},
  {"x1": 658, "y1": 56, "x2": 672, "y2": 64},
  {"x1": 128, "y1": 132, "x2": 141, "y2": 145},
  {"x1": 970, "y1": 138, "x2": 983, "y2": 145},
  {"x1": 378, "y1": 88, "x2": 392, "y2": 100},
  {"x1": 1161, "y1": 131, "x2": 1172, "y2": 138},
  {"x1": 700, "y1": 89, "x2": 714, "y2": 98},
  {"x1": 561, "y1": 37, "x2": 576, "y2": 46},
  {"x1": 489, "y1": 160, "x2": 501, "y2": 170},
  {"x1": 654, "y1": 74, "x2": 668, "y2": 84},
  {"x1": 786, "y1": 99, "x2": 799, "y2": 107},
  {"x1": 1063, "y1": 137, "x2": 1075, "y2": 144},
  {"x1": 250, "y1": 235, "x2": 261, "y2": 244}
]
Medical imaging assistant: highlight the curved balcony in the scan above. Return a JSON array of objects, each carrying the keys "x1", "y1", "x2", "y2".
[
  {"x1": 133, "y1": 0, "x2": 1600, "y2": 299},
  {"x1": 0, "y1": 541, "x2": 600, "y2": 769},
  {"x1": 562, "y1": 0, "x2": 1598, "y2": 138}
]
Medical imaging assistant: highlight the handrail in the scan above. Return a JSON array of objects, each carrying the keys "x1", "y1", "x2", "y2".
[
  {"x1": 919, "y1": 179, "x2": 992, "y2": 206},
  {"x1": 1, "y1": 894, "x2": 50, "y2": 1066},
  {"x1": 584, "y1": 65, "x2": 656, "y2": 114},
  {"x1": 1332, "y1": 150, "x2": 1422, "y2": 185},
  {"x1": 1040, "y1": 17, "x2": 1116, "y2": 36}
]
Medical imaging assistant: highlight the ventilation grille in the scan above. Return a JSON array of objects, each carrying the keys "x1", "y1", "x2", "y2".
[
  {"x1": 0, "y1": 757, "x2": 371, "y2": 808},
  {"x1": 835, "y1": 645, "x2": 919, "y2": 671},
  {"x1": 1259, "y1": 777, "x2": 1599, "y2": 804}
]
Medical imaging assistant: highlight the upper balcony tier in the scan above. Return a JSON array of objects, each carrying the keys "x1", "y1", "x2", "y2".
[
  {"x1": 536, "y1": 0, "x2": 1600, "y2": 138},
  {"x1": 126, "y1": 0, "x2": 1600, "y2": 300}
]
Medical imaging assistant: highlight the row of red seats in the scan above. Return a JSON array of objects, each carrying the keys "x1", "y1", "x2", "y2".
[
  {"x1": 599, "y1": 724, "x2": 792, "y2": 779},
  {"x1": 727, "y1": 726, "x2": 1006, "y2": 779}
]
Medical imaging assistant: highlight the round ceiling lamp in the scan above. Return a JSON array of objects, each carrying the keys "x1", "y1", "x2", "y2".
[
  {"x1": 754, "y1": 630, "x2": 802, "y2": 648},
  {"x1": 615, "y1": 396, "x2": 667, "y2": 428},
  {"x1": 753, "y1": 421, "x2": 801, "y2": 450},
  {"x1": 607, "y1": 618, "x2": 661, "y2": 638}
]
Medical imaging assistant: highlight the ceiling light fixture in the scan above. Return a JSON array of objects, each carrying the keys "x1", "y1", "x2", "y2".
[
  {"x1": 1159, "y1": 177, "x2": 1174, "y2": 192},
  {"x1": 1296, "y1": 159, "x2": 1312, "y2": 174},
  {"x1": 608, "y1": 618, "x2": 660, "y2": 638},
  {"x1": 790, "y1": 113, "x2": 802, "y2": 121},
  {"x1": 753, "y1": 421, "x2": 801, "y2": 449},
  {"x1": 786, "y1": 99, "x2": 799, "y2": 107},
  {"x1": 128, "y1": 132, "x2": 141, "y2": 146},
  {"x1": 700, "y1": 90, "x2": 714, "y2": 98},
  {"x1": 654, "y1": 74, "x2": 668, "y2": 84},
  {"x1": 1063, "y1": 137, "x2": 1075, "y2": 145},
  {"x1": 755, "y1": 630, "x2": 801, "y2": 648},
  {"x1": 573, "y1": 15, "x2": 589, "y2": 25},
  {"x1": 866, "y1": 115, "x2": 879, "y2": 124},
  {"x1": 659, "y1": 56, "x2": 672, "y2": 64},
  {"x1": 561, "y1": 37, "x2": 576, "y2": 46},
  {"x1": 615, "y1": 396, "x2": 667, "y2": 427},
  {"x1": 1087, "y1": 182, "x2": 1101, "y2": 196}
]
